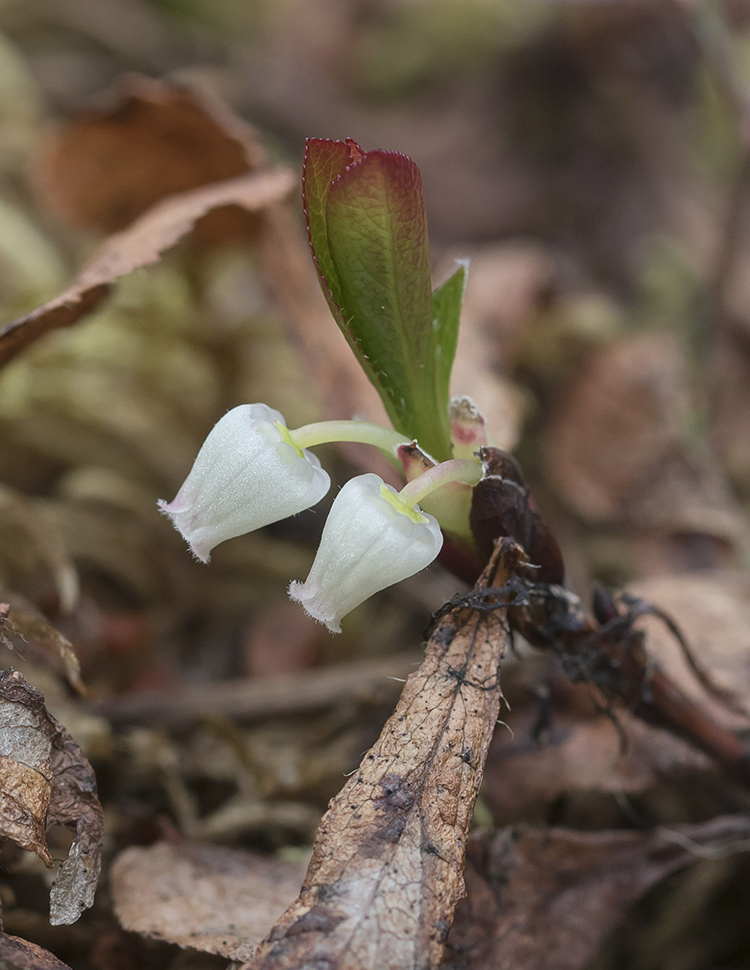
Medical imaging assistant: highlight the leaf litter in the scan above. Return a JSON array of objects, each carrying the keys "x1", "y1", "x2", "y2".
[
  {"x1": 31, "y1": 75, "x2": 270, "y2": 235},
  {"x1": 1, "y1": 22, "x2": 750, "y2": 970},
  {"x1": 0, "y1": 167, "x2": 294, "y2": 368},
  {"x1": 0, "y1": 669, "x2": 103, "y2": 925},
  {"x1": 110, "y1": 841, "x2": 307, "y2": 963},
  {"x1": 0, "y1": 932, "x2": 73, "y2": 970},
  {"x1": 0, "y1": 596, "x2": 84, "y2": 696},
  {"x1": 443, "y1": 816, "x2": 750, "y2": 970}
]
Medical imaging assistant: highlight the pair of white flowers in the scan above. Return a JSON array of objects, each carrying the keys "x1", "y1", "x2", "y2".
[{"x1": 158, "y1": 404, "x2": 447, "y2": 633}]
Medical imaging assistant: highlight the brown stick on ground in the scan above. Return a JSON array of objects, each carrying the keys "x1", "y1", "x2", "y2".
[
  {"x1": 509, "y1": 590, "x2": 750, "y2": 786},
  {"x1": 239, "y1": 539, "x2": 523, "y2": 970}
]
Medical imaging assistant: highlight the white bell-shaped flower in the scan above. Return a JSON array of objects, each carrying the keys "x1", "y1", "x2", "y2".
[
  {"x1": 289, "y1": 473, "x2": 443, "y2": 633},
  {"x1": 158, "y1": 404, "x2": 330, "y2": 562}
]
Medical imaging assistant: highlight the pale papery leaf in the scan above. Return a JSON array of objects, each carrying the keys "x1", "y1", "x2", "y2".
[
  {"x1": 238, "y1": 540, "x2": 524, "y2": 970},
  {"x1": 111, "y1": 841, "x2": 307, "y2": 963}
]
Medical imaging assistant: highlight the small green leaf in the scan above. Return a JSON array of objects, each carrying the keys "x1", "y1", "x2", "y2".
[{"x1": 432, "y1": 261, "x2": 468, "y2": 414}]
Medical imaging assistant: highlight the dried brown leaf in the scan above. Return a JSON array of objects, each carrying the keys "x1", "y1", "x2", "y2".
[
  {"x1": 0, "y1": 167, "x2": 295, "y2": 368},
  {"x1": 481, "y1": 696, "x2": 711, "y2": 825},
  {"x1": 442, "y1": 816, "x2": 750, "y2": 970},
  {"x1": 32, "y1": 75, "x2": 267, "y2": 234},
  {"x1": 0, "y1": 592, "x2": 84, "y2": 694},
  {"x1": 111, "y1": 841, "x2": 307, "y2": 962},
  {"x1": 18, "y1": 76, "x2": 388, "y2": 458},
  {"x1": 545, "y1": 332, "x2": 742, "y2": 562},
  {"x1": 0, "y1": 679, "x2": 50, "y2": 861},
  {"x1": 628, "y1": 571, "x2": 750, "y2": 730},
  {"x1": 0, "y1": 669, "x2": 103, "y2": 925},
  {"x1": 239, "y1": 540, "x2": 523, "y2": 970},
  {"x1": 0, "y1": 933, "x2": 72, "y2": 970}
]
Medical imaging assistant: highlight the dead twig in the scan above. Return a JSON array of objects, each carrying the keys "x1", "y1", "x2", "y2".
[
  {"x1": 505, "y1": 580, "x2": 750, "y2": 786},
  {"x1": 97, "y1": 653, "x2": 424, "y2": 727}
]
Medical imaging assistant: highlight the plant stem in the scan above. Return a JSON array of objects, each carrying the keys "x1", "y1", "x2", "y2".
[
  {"x1": 397, "y1": 459, "x2": 482, "y2": 508},
  {"x1": 290, "y1": 420, "x2": 410, "y2": 455}
]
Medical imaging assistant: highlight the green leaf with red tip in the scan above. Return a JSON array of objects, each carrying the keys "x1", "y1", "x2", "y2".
[{"x1": 302, "y1": 138, "x2": 457, "y2": 461}]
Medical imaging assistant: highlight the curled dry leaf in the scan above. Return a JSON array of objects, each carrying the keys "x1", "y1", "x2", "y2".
[
  {"x1": 0, "y1": 932, "x2": 73, "y2": 970},
  {"x1": 16, "y1": 75, "x2": 387, "y2": 458},
  {"x1": 32, "y1": 74, "x2": 268, "y2": 234},
  {"x1": 442, "y1": 816, "x2": 750, "y2": 970},
  {"x1": 0, "y1": 167, "x2": 295, "y2": 368},
  {"x1": 110, "y1": 841, "x2": 307, "y2": 963},
  {"x1": 240, "y1": 540, "x2": 523, "y2": 970},
  {"x1": 0, "y1": 669, "x2": 103, "y2": 925},
  {"x1": 0, "y1": 593, "x2": 84, "y2": 695}
]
